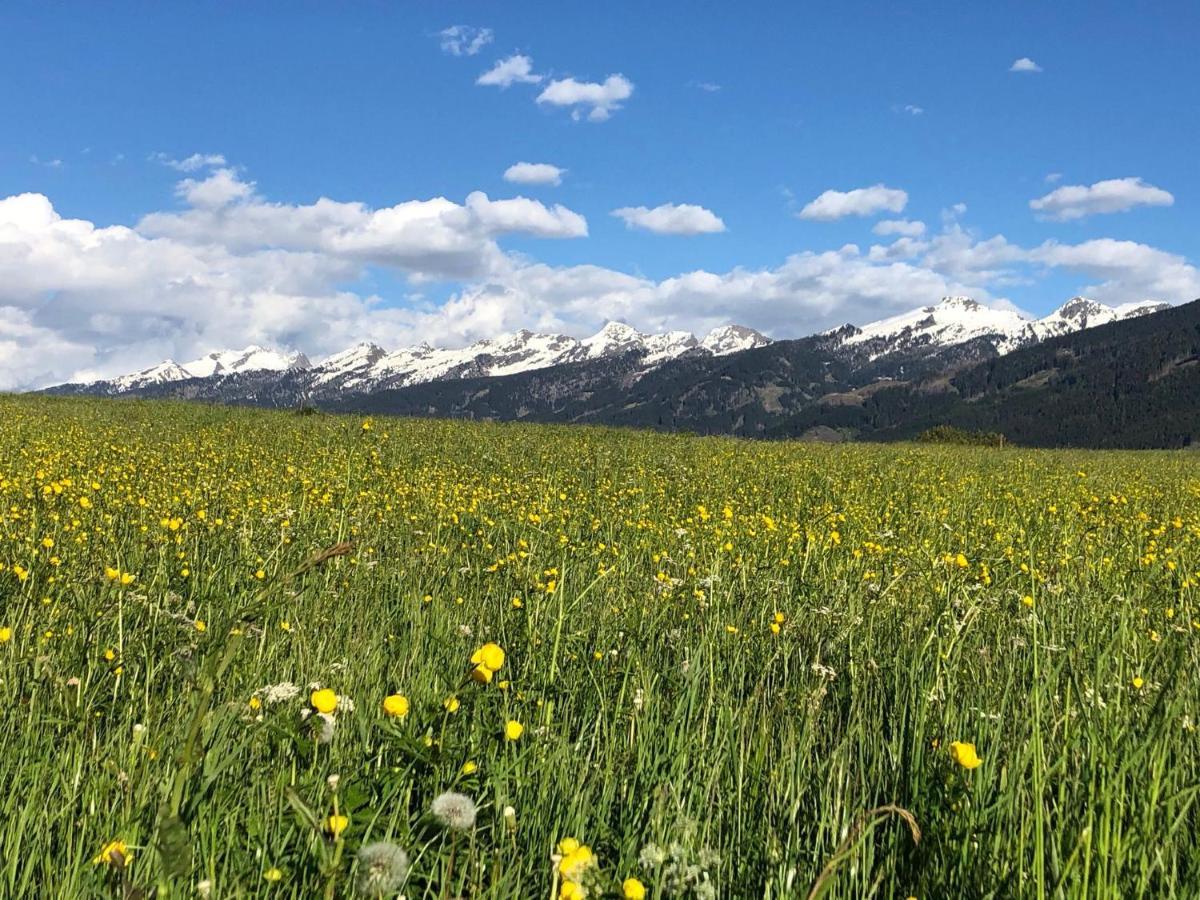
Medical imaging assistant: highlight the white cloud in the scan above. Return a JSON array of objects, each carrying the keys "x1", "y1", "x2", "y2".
[
  {"x1": 1030, "y1": 238, "x2": 1200, "y2": 303},
  {"x1": 798, "y1": 184, "x2": 908, "y2": 221},
  {"x1": 536, "y1": 74, "x2": 633, "y2": 121},
  {"x1": 611, "y1": 203, "x2": 726, "y2": 235},
  {"x1": 477, "y1": 54, "x2": 542, "y2": 88},
  {"x1": 439, "y1": 25, "x2": 493, "y2": 57},
  {"x1": 903, "y1": 104, "x2": 924, "y2": 115},
  {"x1": 1030, "y1": 177, "x2": 1174, "y2": 221},
  {"x1": 503, "y1": 162, "x2": 565, "y2": 186},
  {"x1": 176, "y1": 168, "x2": 256, "y2": 209},
  {"x1": 1010, "y1": 57, "x2": 1043, "y2": 73},
  {"x1": 1045, "y1": 172, "x2": 1063, "y2": 184},
  {"x1": 691, "y1": 81, "x2": 722, "y2": 92},
  {"x1": 3, "y1": 169, "x2": 1197, "y2": 392},
  {"x1": 155, "y1": 152, "x2": 227, "y2": 172},
  {"x1": 29, "y1": 155, "x2": 63, "y2": 168},
  {"x1": 873, "y1": 218, "x2": 926, "y2": 237}
]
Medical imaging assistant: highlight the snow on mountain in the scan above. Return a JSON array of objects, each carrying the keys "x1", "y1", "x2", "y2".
[
  {"x1": 700, "y1": 324, "x2": 773, "y2": 355},
  {"x1": 107, "y1": 345, "x2": 310, "y2": 391},
  {"x1": 310, "y1": 322, "x2": 768, "y2": 393},
  {"x1": 835, "y1": 295, "x2": 1170, "y2": 360}
]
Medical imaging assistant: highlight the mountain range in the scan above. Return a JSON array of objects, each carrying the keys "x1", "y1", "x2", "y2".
[{"x1": 47, "y1": 295, "x2": 1200, "y2": 448}]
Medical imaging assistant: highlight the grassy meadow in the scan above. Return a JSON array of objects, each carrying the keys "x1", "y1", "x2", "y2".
[{"x1": 0, "y1": 395, "x2": 1197, "y2": 898}]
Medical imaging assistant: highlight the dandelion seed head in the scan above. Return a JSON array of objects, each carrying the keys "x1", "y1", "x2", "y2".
[
  {"x1": 430, "y1": 791, "x2": 477, "y2": 831},
  {"x1": 355, "y1": 841, "x2": 409, "y2": 897}
]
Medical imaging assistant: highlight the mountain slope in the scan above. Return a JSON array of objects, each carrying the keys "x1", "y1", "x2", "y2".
[
  {"x1": 52, "y1": 322, "x2": 771, "y2": 399},
  {"x1": 774, "y1": 298, "x2": 1200, "y2": 448}
]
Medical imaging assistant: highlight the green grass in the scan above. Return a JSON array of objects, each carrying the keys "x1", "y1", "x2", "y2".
[{"x1": 0, "y1": 395, "x2": 1197, "y2": 898}]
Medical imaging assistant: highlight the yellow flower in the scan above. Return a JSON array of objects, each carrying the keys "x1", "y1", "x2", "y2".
[
  {"x1": 558, "y1": 843, "x2": 595, "y2": 881},
  {"x1": 193, "y1": 620, "x2": 206, "y2": 633},
  {"x1": 311, "y1": 689, "x2": 338, "y2": 714},
  {"x1": 471, "y1": 642, "x2": 505, "y2": 672},
  {"x1": 383, "y1": 694, "x2": 409, "y2": 718},
  {"x1": 0, "y1": 626, "x2": 11, "y2": 644},
  {"x1": 248, "y1": 696, "x2": 262, "y2": 710},
  {"x1": 461, "y1": 760, "x2": 478, "y2": 775},
  {"x1": 505, "y1": 720, "x2": 524, "y2": 741},
  {"x1": 949, "y1": 740, "x2": 983, "y2": 770},
  {"x1": 1021, "y1": 595, "x2": 1034, "y2": 608},
  {"x1": 470, "y1": 664, "x2": 495, "y2": 684},
  {"x1": 263, "y1": 867, "x2": 283, "y2": 882},
  {"x1": 1132, "y1": 676, "x2": 1144, "y2": 689},
  {"x1": 443, "y1": 695, "x2": 461, "y2": 713},
  {"x1": 560, "y1": 882, "x2": 584, "y2": 900},
  {"x1": 92, "y1": 839, "x2": 131, "y2": 866},
  {"x1": 325, "y1": 814, "x2": 349, "y2": 837},
  {"x1": 623, "y1": 877, "x2": 647, "y2": 899}
]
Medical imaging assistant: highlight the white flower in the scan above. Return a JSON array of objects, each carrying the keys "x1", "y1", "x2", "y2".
[
  {"x1": 355, "y1": 841, "x2": 409, "y2": 897},
  {"x1": 431, "y1": 791, "x2": 477, "y2": 831}
]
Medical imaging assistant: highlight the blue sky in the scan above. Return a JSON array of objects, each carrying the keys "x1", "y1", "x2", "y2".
[{"x1": 1, "y1": 0, "x2": 1198, "y2": 387}]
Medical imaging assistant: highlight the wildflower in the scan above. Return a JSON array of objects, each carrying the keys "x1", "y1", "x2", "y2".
[
  {"x1": 505, "y1": 720, "x2": 524, "y2": 741},
  {"x1": 557, "y1": 839, "x2": 595, "y2": 881},
  {"x1": 355, "y1": 841, "x2": 409, "y2": 897},
  {"x1": 461, "y1": 760, "x2": 478, "y2": 775},
  {"x1": 311, "y1": 688, "x2": 338, "y2": 714},
  {"x1": 1132, "y1": 676, "x2": 1145, "y2": 689},
  {"x1": 316, "y1": 713, "x2": 337, "y2": 744},
  {"x1": 949, "y1": 740, "x2": 983, "y2": 770},
  {"x1": 248, "y1": 696, "x2": 262, "y2": 710},
  {"x1": 326, "y1": 814, "x2": 349, "y2": 838},
  {"x1": 383, "y1": 694, "x2": 409, "y2": 718},
  {"x1": 561, "y1": 882, "x2": 585, "y2": 899},
  {"x1": 1021, "y1": 595, "x2": 1034, "y2": 608},
  {"x1": 443, "y1": 695, "x2": 460, "y2": 713},
  {"x1": 0, "y1": 626, "x2": 11, "y2": 643},
  {"x1": 263, "y1": 867, "x2": 283, "y2": 882},
  {"x1": 623, "y1": 877, "x2": 647, "y2": 899},
  {"x1": 93, "y1": 839, "x2": 131, "y2": 867},
  {"x1": 470, "y1": 642, "x2": 505, "y2": 682},
  {"x1": 431, "y1": 791, "x2": 477, "y2": 831}
]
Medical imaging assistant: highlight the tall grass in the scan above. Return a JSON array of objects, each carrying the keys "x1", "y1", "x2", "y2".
[{"x1": 0, "y1": 395, "x2": 1196, "y2": 897}]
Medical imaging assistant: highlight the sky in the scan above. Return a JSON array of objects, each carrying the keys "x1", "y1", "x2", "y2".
[{"x1": 2, "y1": 0, "x2": 1198, "y2": 389}]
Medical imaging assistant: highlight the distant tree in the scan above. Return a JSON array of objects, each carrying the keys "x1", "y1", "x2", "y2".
[{"x1": 917, "y1": 425, "x2": 1006, "y2": 447}]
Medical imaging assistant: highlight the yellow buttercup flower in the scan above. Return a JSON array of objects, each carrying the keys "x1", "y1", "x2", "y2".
[
  {"x1": 623, "y1": 877, "x2": 647, "y2": 899},
  {"x1": 383, "y1": 694, "x2": 409, "y2": 718},
  {"x1": 93, "y1": 839, "x2": 131, "y2": 867},
  {"x1": 949, "y1": 740, "x2": 983, "y2": 770},
  {"x1": 460, "y1": 760, "x2": 478, "y2": 775},
  {"x1": 560, "y1": 882, "x2": 584, "y2": 900},
  {"x1": 325, "y1": 814, "x2": 349, "y2": 837},
  {"x1": 470, "y1": 664, "x2": 495, "y2": 684},
  {"x1": 263, "y1": 867, "x2": 283, "y2": 882},
  {"x1": 471, "y1": 642, "x2": 505, "y2": 672},
  {"x1": 443, "y1": 695, "x2": 460, "y2": 713},
  {"x1": 0, "y1": 626, "x2": 11, "y2": 643},
  {"x1": 311, "y1": 689, "x2": 338, "y2": 714},
  {"x1": 505, "y1": 719, "x2": 524, "y2": 741}
]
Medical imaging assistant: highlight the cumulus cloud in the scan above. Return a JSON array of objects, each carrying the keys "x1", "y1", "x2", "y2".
[
  {"x1": 1030, "y1": 177, "x2": 1174, "y2": 221},
  {"x1": 903, "y1": 104, "x2": 924, "y2": 115},
  {"x1": 503, "y1": 162, "x2": 565, "y2": 186},
  {"x1": 611, "y1": 203, "x2": 726, "y2": 235},
  {"x1": 439, "y1": 25, "x2": 493, "y2": 57},
  {"x1": 3, "y1": 169, "x2": 1198, "y2": 392},
  {"x1": 1010, "y1": 57, "x2": 1043, "y2": 73},
  {"x1": 798, "y1": 184, "x2": 908, "y2": 221},
  {"x1": 1030, "y1": 238, "x2": 1200, "y2": 303},
  {"x1": 536, "y1": 74, "x2": 633, "y2": 121},
  {"x1": 873, "y1": 218, "x2": 926, "y2": 237},
  {"x1": 477, "y1": 54, "x2": 542, "y2": 87}
]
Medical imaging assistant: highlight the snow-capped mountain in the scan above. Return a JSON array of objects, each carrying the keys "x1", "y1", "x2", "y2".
[
  {"x1": 110, "y1": 345, "x2": 311, "y2": 391},
  {"x1": 833, "y1": 295, "x2": 1168, "y2": 360},
  {"x1": 79, "y1": 323, "x2": 772, "y2": 397}
]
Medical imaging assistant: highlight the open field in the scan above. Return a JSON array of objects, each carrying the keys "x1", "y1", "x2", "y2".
[{"x1": 1, "y1": 396, "x2": 1197, "y2": 897}]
